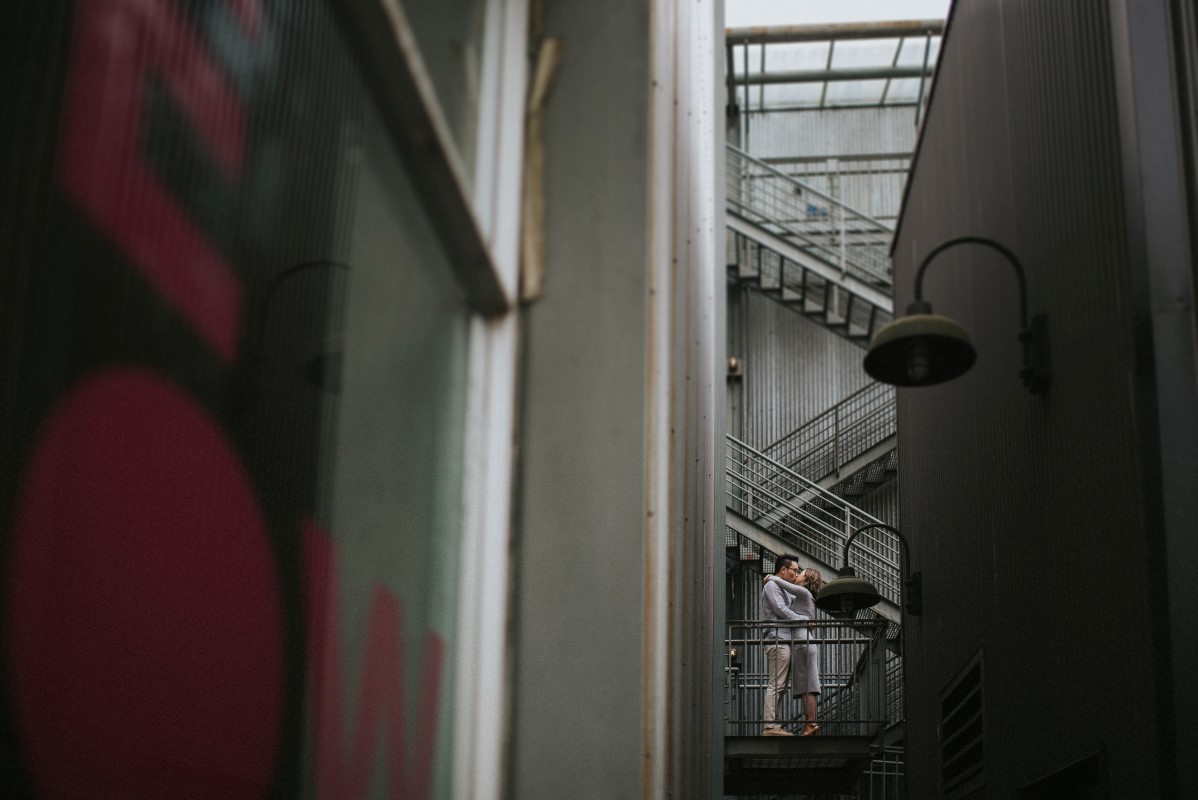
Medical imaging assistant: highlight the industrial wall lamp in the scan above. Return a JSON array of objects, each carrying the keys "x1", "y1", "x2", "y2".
[
  {"x1": 815, "y1": 523, "x2": 922, "y2": 617},
  {"x1": 863, "y1": 236, "x2": 1050, "y2": 394},
  {"x1": 238, "y1": 259, "x2": 352, "y2": 407}
]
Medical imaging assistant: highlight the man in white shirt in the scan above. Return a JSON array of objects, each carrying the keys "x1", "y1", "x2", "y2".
[{"x1": 760, "y1": 554, "x2": 805, "y2": 735}]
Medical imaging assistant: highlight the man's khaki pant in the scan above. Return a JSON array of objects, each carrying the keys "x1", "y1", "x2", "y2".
[{"x1": 763, "y1": 641, "x2": 791, "y2": 730}]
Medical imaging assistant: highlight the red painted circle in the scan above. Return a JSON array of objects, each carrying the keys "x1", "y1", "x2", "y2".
[{"x1": 7, "y1": 369, "x2": 283, "y2": 798}]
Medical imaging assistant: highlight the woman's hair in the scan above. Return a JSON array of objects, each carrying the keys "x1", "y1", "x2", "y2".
[{"x1": 800, "y1": 568, "x2": 826, "y2": 597}]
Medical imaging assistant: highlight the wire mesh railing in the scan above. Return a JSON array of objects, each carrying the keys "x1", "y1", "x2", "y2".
[
  {"x1": 859, "y1": 746, "x2": 907, "y2": 800},
  {"x1": 725, "y1": 618, "x2": 890, "y2": 737},
  {"x1": 726, "y1": 144, "x2": 894, "y2": 288},
  {"x1": 726, "y1": 435, "x2": 902, "y2": 606},
  {"x1": 885, "y1": 652, "x2": 905, "y2": 727},
  {"x1": 764, "y1": 381, "x2": 897, "y2": 482}
]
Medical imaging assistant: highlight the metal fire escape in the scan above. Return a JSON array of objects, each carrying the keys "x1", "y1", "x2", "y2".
[
  {"x1": 720, "y1": 18, "x2": 945, "y2": 789},
  {"x1": 723, "y1": 438, "x2": 907, "y2": 795},
  {"x1": 723, "y1": 148, "x2": 907, "y2": 791},
  {"x1": 726, "y1": 145, "x2": 895, "y2": 348},
  {"x1": 726, "y1": 143, "x2": 899, "y2": 500}
]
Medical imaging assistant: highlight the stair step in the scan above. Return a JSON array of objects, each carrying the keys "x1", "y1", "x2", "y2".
[
  {"x1": 726, "y1": 217, "x2": 892, "y2": 350},
  {"x1": 824, "y1": 314, "x2": 851, "y2": 329}
]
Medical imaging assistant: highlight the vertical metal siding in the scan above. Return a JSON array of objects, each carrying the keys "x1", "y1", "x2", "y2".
[
  {"x1": 729, "y1": 287, "x2": 872, "y2": 450},
  {"x1": 746, "y1": 106, "x2": 919, "y2": 162},
  {"x1": 852, "y1": 479, "x2": 899, "y2": 528},
  {"x1": 893, "y1": 1, "x2": 1165, "y2": 797}
]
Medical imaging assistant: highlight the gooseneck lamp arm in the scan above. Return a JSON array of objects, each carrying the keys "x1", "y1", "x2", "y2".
[
  {"x1": 913, "y1": 236, "x2": 1029, "y2": 330},
  {"x1": 237, "y1": 259, "x2": 353, "y2": 409},
  {"x1": 863, "y1": 235, "x2": 1050, "y2": 392},
  {"x1": 910, "y1": 236, "x2": 1049, "y2": 394},
  {"x1": 840, "y1": 523, "x2": 922, "y2": 617}
]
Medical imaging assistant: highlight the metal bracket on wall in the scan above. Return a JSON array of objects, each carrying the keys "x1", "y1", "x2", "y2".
[{"x1": 520, "y1": 36, "x2": 564, "y2": 303}]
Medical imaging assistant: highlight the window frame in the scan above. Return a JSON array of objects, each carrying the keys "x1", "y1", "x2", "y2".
[{"x1": 323, "y1": 2, "x2": 528, "y2": 796}]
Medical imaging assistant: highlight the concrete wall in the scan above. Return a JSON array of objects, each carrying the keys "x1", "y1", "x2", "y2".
[
  {"x1": 508, "y1": 1, "x2": 649, "y2": 794},
  {"x1": 893, "y1": 0, "x2": 1198, "y2": 796},
  {"x1": 506, "y1": 1, "x2": 724, "y2": 797}
]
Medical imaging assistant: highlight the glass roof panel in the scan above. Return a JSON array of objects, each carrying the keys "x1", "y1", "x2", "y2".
[
  {"x1": 824, "y1": 78, "x2": 889, "y2": 107},
  {"x1": 830, "y1": 38, "x2": 902, "y2": 69},
  {"x1": 727, "y1": 28, "x2": 942, "y2": 111},
  {"x1": 883, "y1": 77, "x2": 925, "y2": 104},
  {"x1": 731, "y1": 40, "x2": 832, "y2": 110},
  {"x1": 760, "y1": 82, "x2": 824, "y2": 108},
  {"x1": 895, "y1": 37, "x2": 934, "y2": 66},
  {"x1": 759, "y1": 41, "x2": 832, "y2": 72}
]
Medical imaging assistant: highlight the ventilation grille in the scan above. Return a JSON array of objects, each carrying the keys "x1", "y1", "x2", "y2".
[{"x1": 940, "y1": 654, "x2": 984, "y2": 796}]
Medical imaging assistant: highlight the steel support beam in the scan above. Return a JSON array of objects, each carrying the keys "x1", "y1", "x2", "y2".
[
  {"x1": 733, "y1": 65, "x2": 931, "y2": 87},
  {"x1": 726, "y1": 19, "x2": 944, "y2": 45}
]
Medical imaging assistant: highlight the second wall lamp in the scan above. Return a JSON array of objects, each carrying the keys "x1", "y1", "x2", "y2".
[
  {"x1": 863, "y1": 236, "x2": 1050, "y2": 394},
  {"x1": 815, "y1": 523, "x2": 922, "y2": 617}
]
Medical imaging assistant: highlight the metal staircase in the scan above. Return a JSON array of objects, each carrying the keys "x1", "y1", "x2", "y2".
[
  {"x1": 764, "y1": 381, "x2": 897, "y2": 494},
  {"x1": 725, "y1": 435, "x2": 903, "y2": 623},
  {"x1": 726, "y1": 146, "x2": 901, "y2": 499},
  {"x1": 726, "y1": 145, "x2": 895, "y2": 348},
  {"x1": 724, "y1": 145, "x2": 903, "y2": 591},
  {"x1": 723, "y1": 438, "x2": 906, "y2": 795},
  {"x1": 722, "y1": 146, "x2": 908, "y2": 796}
]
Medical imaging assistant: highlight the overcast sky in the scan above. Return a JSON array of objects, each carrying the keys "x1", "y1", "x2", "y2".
[{"x1": 725, "y1": 0, "x2": 952, "y2": 27}]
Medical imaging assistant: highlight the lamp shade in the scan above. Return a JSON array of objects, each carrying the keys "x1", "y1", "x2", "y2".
[
  {"x1": 864, "y1": 304, "x2": 976, "y2": 387},
  {"x1": 304, "y1": 334, "x2": 344, "y2": 394},
  {"x1": 815, "y1": 569, "x2": 883, "y2": 615}
]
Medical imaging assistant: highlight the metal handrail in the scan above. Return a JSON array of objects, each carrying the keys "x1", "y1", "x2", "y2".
[
  {"x1": 725, "y1": 144, "x2": 894, "y2": 286},
  {"x1": 727, "y1": 145, "x2": 891, "y2": 227},
  {"x1": 725, "y1": 618, "x2": 890, "y2": 737},
  {"x1": 725, "y1": 435, "x2": 902, "y2": 604},
  {"x1": 764, "y1": 381, "x2": 897, "y2": 481}
]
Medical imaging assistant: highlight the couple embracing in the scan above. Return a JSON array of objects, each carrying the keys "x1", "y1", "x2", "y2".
[{"x1": 760, "y1": 554, "x2": 825, "y2": 737}]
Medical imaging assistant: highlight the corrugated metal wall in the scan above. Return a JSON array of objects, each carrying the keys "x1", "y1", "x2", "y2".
[
  {"x1": 728, "y1": 286, "x2": 871, "y2": 451},
  {"x1": 746, "y1": 106, "x2": 919, "y2": 161},
  {"x1": 893, "y1": 1, "x2": 1171, "y2": 796},
  {"x1": 850, "y1": 478, "x2": 898, "y2": 527}
]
